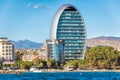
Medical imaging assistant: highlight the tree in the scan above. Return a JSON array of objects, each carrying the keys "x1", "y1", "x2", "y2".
[
  {"x1": 85, "y1": 46, "x2": 120, "y2": 69},
  {"x1": 10, "y1": 64, "x2": 15, "y2": 68},
  {"x1": 47, "y1": 59, "x2": 56, "y2": 68},
  {"x1": 32, "y1": 59, "x2": 47, "y2": 68},
  {"x1": 14, "y1": 51, "x2": 23, "y2": 60},
  {"x1": 78, "y1": 59, "x2": 89, "y2": 69},
  {"x1": 19, "y1": 61, "x2": 32, "y2": 70},
  {"x1": 0, "y1": 62, "x2": 3, "y2": 69},
  {"x1": 38, "y1": 62, "x2": 44, "y2": 68},
  {"x1": 65, "y1": 60, "x2": 78, "y2": 68}
]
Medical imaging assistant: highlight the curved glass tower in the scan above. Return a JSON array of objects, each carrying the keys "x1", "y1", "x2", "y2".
[{"x1": 50, "y1": 4, "x2": 86, "y2": 61}]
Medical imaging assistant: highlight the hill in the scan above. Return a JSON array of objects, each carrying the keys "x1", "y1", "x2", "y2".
[
  {"x1": 10, "y1": 39, "x2": 43, "y2": 49},
  {"x1": 87, "y1": 36, "x2": 120, "y2": 50},
  {"x1": 10, "y1": 36, "x2": 120, "y2": 50}
]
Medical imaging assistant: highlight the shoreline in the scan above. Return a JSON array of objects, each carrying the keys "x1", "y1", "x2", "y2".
[
  {"x1": 0, "y1": 69, "x2": 120, "y2": 74},
  {"x1": 0, "y1": 70, "x2": 25, "y2": 74}
]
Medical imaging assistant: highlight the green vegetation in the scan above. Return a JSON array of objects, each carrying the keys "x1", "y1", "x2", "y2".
[
  {"x1": 1, "y1": 46, "x2": 120, "y2": 70},
  {"x1": 14, "y1": 59, "x2": 47, "y2": 70},
  {"x1": 18, "y1": 61, "x2": 32, "y2": 70},
  {"x1": 14, "y1": 50, "x2": 23, "y2": 60},
  {"x1": 12, "y1": 59, "x2": 59, "y2": 70},
  {"x1": 47, "y1": 59, "x2": 58, "y2": 68},
  {"x1": 65, "y1": 46, "x2": 120, "y2": 70}
]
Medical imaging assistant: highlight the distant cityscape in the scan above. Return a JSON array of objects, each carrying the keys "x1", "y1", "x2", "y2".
[
  {"x1": 0, "y1": 4, "x2": 120, "y2": 72},
  {"x1": 0, "y1": 0, "x2": 120, "y2": 79},
  {"x1": 1, "y1": 36, "x2": 120, "y2": 69}
]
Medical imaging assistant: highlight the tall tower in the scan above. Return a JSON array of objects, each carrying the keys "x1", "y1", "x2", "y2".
[{"x1": 50, "y1": 4, "x2": 86, "y2": 61}]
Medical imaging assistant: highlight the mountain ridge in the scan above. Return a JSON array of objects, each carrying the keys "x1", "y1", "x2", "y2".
[
  {"x1": 90, "y1": 36, "x2": 120, "y2": 41},
  {"x1": 10, "y1": 40, "x2": 43, "y2": 49},
  {"x1": 10, "y1": 36, "x2": 120, "y2": 50},
  {"x1": 87, "y1": 36, "x2": 120, "y2": 50}
]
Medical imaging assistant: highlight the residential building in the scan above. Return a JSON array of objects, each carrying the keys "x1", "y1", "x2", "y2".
[
  {"x1": 0, "y1": 37, "x2": 14, "y2": 61},
  {"x1": 22, "y1": 53, "x2": 39, "y2": 61},
  {"x1": 37, "y1": 43, "x2": 47, "y2": 60},
  {"x1": 22, "y1": 50, "x2": 39, "y2": 61}
]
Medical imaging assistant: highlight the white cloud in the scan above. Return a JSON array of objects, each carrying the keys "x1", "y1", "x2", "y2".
[
  {"x1": 33, "y1": 3, "x2": 41, "y2": 9},
  {"x1": 27, "y1": 3, "x2": 50, "y2": 9}
]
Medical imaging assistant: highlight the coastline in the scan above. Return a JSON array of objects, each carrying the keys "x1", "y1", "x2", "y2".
[
  {"x1": 0, "y1": 69, "x2": 120, "y2": 74},
  {"x1": 0, "y1": 70, "x2": 25, "y2": 74}
]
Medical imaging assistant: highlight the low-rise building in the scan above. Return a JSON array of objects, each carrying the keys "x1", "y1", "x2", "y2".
[
  {"x1": 22, "y1": 50, "x2": 39, "y2": 61},
  {"x1": 37, "y1": 49, "x2": 46, "y2": 60},
  {"x1": 37, "y1": 43, "x2": 47, "y2": 60}
]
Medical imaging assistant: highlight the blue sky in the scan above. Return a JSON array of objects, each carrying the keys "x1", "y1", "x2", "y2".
[{"x1": 0, "y1": 0, "x2": 120, "y2": 42}]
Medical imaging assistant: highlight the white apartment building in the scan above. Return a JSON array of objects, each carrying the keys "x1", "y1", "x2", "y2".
[
  {"x1": 0, "y1": 38, "x2": 14, "y2": 61},
  {"x1": 22, "y1": 50, "x2": 39, "y2": 61}
]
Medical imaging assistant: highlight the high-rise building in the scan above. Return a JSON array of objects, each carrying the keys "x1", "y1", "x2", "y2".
[
  {"x1": 50, "y1": 4, "x2": 86, "y2": 61},
  {"x1": 46, "y1": 39, "x2": 64, "y2": 62},
  {"x1": 0, "y1": 38, "x2": 14, "y2": 61}
]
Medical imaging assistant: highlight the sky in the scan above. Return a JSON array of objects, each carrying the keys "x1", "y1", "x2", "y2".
[{"x1": 0, "y1": 0, "x2": 120, "y2": 43}]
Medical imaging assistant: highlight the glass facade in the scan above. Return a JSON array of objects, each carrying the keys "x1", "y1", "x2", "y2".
[
  {"x1": 50, "y1": 4, "x2": 86, "y2": 61},
  {"x1": 46, "y1": 39, "x2": 64, "y2": 62}
]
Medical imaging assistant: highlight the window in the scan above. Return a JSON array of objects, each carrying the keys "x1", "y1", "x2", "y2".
[{"x1": 6, "y1": 50, "x2": 8, "y2": 52}]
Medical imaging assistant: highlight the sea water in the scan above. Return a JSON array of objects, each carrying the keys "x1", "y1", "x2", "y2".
[{"x1": 0, "y1": 72, "x2": 120, "y2": 80}]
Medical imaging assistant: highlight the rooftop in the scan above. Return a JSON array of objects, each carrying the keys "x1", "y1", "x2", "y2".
[{"x1": 0, "y1": 37, "x2": 7, "y2": 39}]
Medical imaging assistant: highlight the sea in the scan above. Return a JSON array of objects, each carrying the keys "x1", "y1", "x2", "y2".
[{"x1": 0, "y1": 71, "x2": 120, "y2": 80}]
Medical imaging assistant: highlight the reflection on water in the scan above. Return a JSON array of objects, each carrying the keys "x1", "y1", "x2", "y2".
[{"x1": 0, "y1": 72, "x2": 120, "y2": 80}]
